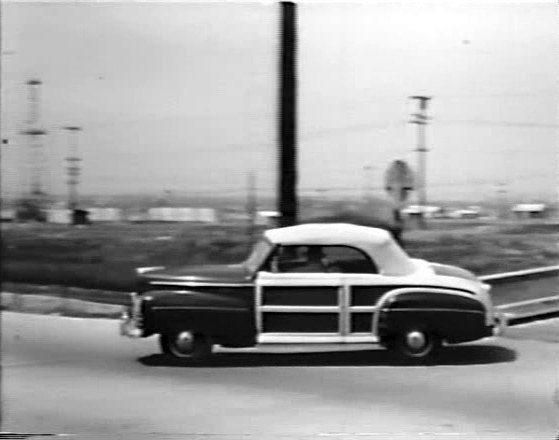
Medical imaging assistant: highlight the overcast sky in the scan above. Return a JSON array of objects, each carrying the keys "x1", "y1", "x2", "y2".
[{"x1": 1, "y1": 1, "x2": 557, "y2": 203}]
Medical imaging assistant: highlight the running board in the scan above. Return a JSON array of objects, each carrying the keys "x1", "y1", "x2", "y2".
[{"x1": 258, "y1": 334, "x2": 379, "y2": 344}]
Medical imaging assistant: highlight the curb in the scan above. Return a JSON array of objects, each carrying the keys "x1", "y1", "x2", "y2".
[{"x1": 1, "y1": 292, "x2": 122, "y2": 319}]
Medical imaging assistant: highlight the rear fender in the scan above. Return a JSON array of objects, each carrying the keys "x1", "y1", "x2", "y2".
[{"x1": 373, "y1": 287, "x2": 490, "y2": 344}]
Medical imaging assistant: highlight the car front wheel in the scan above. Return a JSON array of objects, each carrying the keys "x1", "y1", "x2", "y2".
[
  {"x1": 391, "y1": 328, "x2": 440, "y2": 361},
  {"x1": 159, "y1": 331, "x2": 212, "y2": 360}
]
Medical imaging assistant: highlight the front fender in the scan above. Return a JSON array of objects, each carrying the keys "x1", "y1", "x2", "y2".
[{"x1": 141, "y1": 290, "x2": 256, "y2": 346}]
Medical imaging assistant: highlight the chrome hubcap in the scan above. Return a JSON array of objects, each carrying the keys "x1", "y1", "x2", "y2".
[
  {"x1": 174, "y1": 331, "x2": 195, "y2": 354},
  {"x1": 405, "y1": 331, "x2": 427, "y2": 351}
]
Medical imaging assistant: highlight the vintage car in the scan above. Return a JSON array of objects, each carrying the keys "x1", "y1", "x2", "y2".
[{"x1": 120, "y1": 223, "x2": 505, "y2": 361}]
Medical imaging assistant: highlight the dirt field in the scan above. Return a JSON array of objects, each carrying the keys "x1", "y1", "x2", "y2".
[
  {"x1": 1, "y1": 220, "x2": 558, "y2": 292},
  {"x1": 404, "y1": 221, "x2": 559, "y2": 274}
]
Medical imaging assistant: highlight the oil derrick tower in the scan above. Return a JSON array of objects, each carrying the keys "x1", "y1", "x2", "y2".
[
  {"x1": 19, "y1": 79, "x2": 48, "y2": 221},
  {"x1": 63, "y1": 126, "x2": 82, "y2": 210}
]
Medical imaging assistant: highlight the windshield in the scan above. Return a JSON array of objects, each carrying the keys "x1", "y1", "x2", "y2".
[{"x1": 243, "y1": 238, "x2": 274, "y2": 273}]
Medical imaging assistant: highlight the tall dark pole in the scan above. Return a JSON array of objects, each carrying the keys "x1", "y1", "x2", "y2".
[{"x1": 277, "y1": 1, "x2": 298, "y2": 228}]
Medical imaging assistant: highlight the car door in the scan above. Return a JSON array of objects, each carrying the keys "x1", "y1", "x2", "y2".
[
  {"x1": 255, "y1": 244, "x2": 345, "y2": 344},
  {"x1": 319, "y1": 245, "x2": 384, "y2": 342},
  {"x1": 342, "y1": 273, "x2": 389, "y2": 340}
]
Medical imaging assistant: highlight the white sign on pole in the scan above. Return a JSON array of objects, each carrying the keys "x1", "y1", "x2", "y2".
[{"x1": 385, "y1": 160, "x2": 414, "y2": 204}]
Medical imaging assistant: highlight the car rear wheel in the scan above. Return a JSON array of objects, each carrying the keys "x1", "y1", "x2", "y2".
[
  {"x1": 159, "y1": 331, "x2": 212, "y2": 360},
  {"x1": 392, "y1": 328, "x2": 440, "y2": 361}
]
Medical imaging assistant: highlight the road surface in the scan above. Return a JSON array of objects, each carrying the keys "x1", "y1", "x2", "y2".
[{"x1": 1, "y1": 312, "x2": 558, "y2": 440}]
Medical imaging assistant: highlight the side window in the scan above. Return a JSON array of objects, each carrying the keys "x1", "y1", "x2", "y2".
[
  {"x1": 265, "y1": 245, "x2": 329, "y2": 273},
  {"x1": 264, "y1": 245, "x2": 377, "y2": 274},
  {"x1": 322, "y1": 246, "x2": 378, "y2": 274}
]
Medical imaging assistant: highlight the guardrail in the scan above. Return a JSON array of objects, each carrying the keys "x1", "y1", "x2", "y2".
[
  {"x1": 482, "y1": 266, "x2": 559, "y2": 325},
  {"x1": 497, "y1": 295, "x2": 559, "y2": 311},
  {"x1": 480, "y1": 265, "x2": 559, "y2": 283}
]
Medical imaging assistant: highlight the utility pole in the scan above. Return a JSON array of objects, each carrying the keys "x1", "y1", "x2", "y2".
[
  {"x1": 63, "y1": 126, "x2": 83, "y2": 210},
  {"x1": 277, "y1": 1, "x2": 298, "y2": 228},
  {"x1": 362, "y1": 165, "x2": 375, "y2": 206},
  {"x1": 495, "y1": 181, "x2": 508, "y2": 219},
  {"x1": 23, "y1": 79, "x2": 48, "y2": 198},
  {"x1": 409, "y1": 95, "x2": 431, "y2": 228},
  {"x1": 246, "y1": 170, "x2": 257, "y2": 245},
  {"x1": 26, "y1": 79, "x2": 41, "y2": 126},
  {"x1": 20, "y1": 79, "x2": 48, "y2": 221},
  {"x1": 23, "y1": 128, "x2": 48, "y2": 197}
]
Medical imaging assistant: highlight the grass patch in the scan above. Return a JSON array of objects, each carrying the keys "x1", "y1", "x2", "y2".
[
  {"x1": 1, "y1": 223, "x2": 254, "y2": 291},
  {"x1": 403, "y1": 223, "x2": 559, "y2": 275},
  {"x1": 1, "y1": 220, "x2": 558, "y2": 292}
]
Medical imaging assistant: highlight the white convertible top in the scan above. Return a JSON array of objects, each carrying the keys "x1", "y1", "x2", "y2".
[{"x1": 264, "y1": 223, "x2": 416, "y2": 276}]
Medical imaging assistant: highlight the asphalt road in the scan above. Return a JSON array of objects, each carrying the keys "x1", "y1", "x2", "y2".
[{"x1": 1, "y1": 312, "x2": 558, "y2": 440}]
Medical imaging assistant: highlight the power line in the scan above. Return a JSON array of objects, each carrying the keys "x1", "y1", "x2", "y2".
[{"x1": 434, "y1": 119, "x2": 559, "y2": 128}]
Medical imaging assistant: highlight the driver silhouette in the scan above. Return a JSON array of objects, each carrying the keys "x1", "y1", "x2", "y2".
[{"x1": 291, "y1": 246, "x2": 331, "y2": 273}]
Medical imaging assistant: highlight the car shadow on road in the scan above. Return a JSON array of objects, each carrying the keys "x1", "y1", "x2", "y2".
[{"x1": 138, "y1": 344, "x2": 516, "y2": 368}]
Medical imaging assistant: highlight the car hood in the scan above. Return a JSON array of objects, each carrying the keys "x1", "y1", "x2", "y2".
[{"x1": 139, "y1": 264, "x2": 252, "y2": 284}]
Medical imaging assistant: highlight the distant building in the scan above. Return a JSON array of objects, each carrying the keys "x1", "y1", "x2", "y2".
[
  {"x1": 45, "y1": 209, "x2": 72, "y2": 224},
  {"x1": 401, "y1": 205, "x2": 442, "y2": 219},
  {"x1": 448, "y1": 208, "x2": 480, "y2": 219},
  {"x1": 146, "y1": 207, "x2": 218, "y2": 223},
  {"x1": 43, "y1": 207, "x2": 219, "y2": 224},
  {"x1": 512, "y1": 203, "x2": 546, "y2": 219},
  {"x1": 45, "y1": 207, "x2": 122, "y2": 224},
  {"x1": 87, "y1": 207, "x2": 123, "y2": 222},
  {"x1": 123, "y1": 208, "x2": 150, "y2": 222},
  {"x1": 0, "y1": 209, "x2": 16, "y2": 222}
]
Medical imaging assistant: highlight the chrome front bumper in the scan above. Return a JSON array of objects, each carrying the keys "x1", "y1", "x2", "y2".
[
  {"x1": 492, "y1": 311, "x2": 508, "y2": 337},
  {"x1": 119, "y1": 309, "x2": 143, "y2": 338},
  {"x1": 120, "y1": 310, "x2": 143, "y2": 338},
  {"x1": 120, "y1": 292, "x2": 144, "y2": 338}
]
